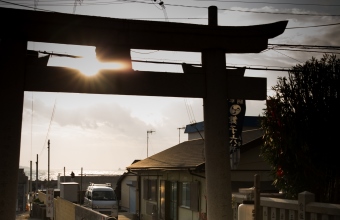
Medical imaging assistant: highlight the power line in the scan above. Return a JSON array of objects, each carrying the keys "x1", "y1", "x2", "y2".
[
  {"x1": 2, "y1": 0, "x2": 340, "y2": 17},
  {"x1": 270, "y1": 48, "x2": 340, "y2": 55},
  {"x1": 39, "y1": 98, "x2": 57, "y2": 156},
  {"x1": 286, "y1": 22, "x2": 340, "y2": 29},
  {"x1": 268, "y1": 44, "x2": 340, "y2": 50},
  {"x1": 7, "y1": 0, "x2": 340, "y2": 7},
  {"x1": 0, "y1": 0, "x2": 56, "y2": 12},
  {"x1": 132, "y1": 59, "x2": 291, "y2": 72},
  {"x1": 26, "y1": 41, "x2": 339, "y2": 72},
  {"x1": 271, "y1": 50, "x2": 302, "y2": 63},
  {"x1": 268, "y1": 44, "x2": 340, "y2": 54},
  {"x1": 192, "y1": 0, "x2": 340, "y2": 7}
]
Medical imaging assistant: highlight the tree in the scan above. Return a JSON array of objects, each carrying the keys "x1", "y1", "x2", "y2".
[{"x1": 260, "y1": 54, "x2": 339, "y2": 203}]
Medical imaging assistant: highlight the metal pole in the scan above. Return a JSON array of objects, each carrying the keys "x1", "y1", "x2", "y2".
[
  {"x1": 147, "y1": 130, "x2": 155, "y2": 157},
  {"x1": 30, "y1": 161, "x2": 32, "y2": 193},
  {"x1": 48, "y1": 139, "x2": 50, "y2": 187},
  {"x1": 36, "y1": 154, "x2": 38, "y2": 191},
  {"x1": 81, "y1": 167, "x2": 83, "y2": 204},
  {"x1": 64, "y1": 167, "x2": 65, "y2": 182}
]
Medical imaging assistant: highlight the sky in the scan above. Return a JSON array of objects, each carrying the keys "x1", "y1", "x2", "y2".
[{"x1": 1, "y1": 0, "x2": 339, "y2": 172}]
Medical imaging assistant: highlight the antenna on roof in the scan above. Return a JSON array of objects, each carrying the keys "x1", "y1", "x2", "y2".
[{"x1": 147, "y1": 130, "x2": 155, "y2": 158}]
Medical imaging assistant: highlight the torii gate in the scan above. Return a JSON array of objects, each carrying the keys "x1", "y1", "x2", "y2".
[{"x1": 0, "y1": 6, "x2": 287, "y2": 219}]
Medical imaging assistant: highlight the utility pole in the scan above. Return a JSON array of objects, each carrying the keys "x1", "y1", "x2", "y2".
[
  {"x1": 80, "y1": 167, "x2": 83, "y2": 204},
  {"x1": 177, "y1": 127, "x2": 186, "y2": 144},
  {"x1": 36, "y1": 154, "x2": 38, "y2": 192},
  {"x1": 29, "y1": 160, "x2": 32, "y2": 193},
  {"x1": 147, "y1": 130, "x2": 155, "y2": 158},
  {"x1": 48, "y1": 139, "x2": 50, "y2": 187}
]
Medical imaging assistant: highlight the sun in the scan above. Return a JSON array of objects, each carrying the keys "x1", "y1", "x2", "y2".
[
  {"x1": 49, "y1": 56, "x2": 125, "y2": 76},
  {"x1": 34, "y1": 43, "x2": 126, "y2": 76}
]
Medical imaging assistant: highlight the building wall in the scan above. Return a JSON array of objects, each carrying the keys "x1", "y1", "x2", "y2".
[
  {"x1": 120, "y1": 175, "x2": 138, "y2": 212},
  {"x1": 230, "y1": 144, "x2": 275, "y2": 192},
  {"x1": 136, "y1": 168, "x2": 275, "y2": 220},
  {"x1": 237, "y1": 146, "x2": 270, "y2": 171},
  {"x1": 188, "y1": 132, "x2": 205, "y2": 141},
  {"x1": 139, "y1": 170, "x2": 206, "y2": 220}
]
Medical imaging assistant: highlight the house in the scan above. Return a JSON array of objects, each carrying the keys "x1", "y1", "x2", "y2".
[
  {"x1": 115, "y1": 160, "x2": 140, "y2": 214},
  {"x1": 125, "y1": 116, "x2": 276, "y2": 220}
]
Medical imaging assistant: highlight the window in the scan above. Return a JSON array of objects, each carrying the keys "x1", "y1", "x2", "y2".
[
  {"x1": 181, "y1": 182, "x2": 191, "y2": 208},
  {"x1": 180, "y1": 181, "x2": 199, "y2": 211},
  {"x1": 92, "y1": 191, "x2": 116, "y2": 200},
  {"x1": 143, "y1": 179, "x2": 158, "y2": 201}
]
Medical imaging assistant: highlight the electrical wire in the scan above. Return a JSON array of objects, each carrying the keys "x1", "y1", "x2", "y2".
[
  {"x1": 39, "y1": 98, "x2": 57, "y2": 156},
  {"x1": 2, "y1": 0, "x2": 340, "y2": 17},
  {"x1": 286, "y1": 22, "x2": 340, "y2": 29},
  {"x1": 191, "y1": 0, "x2": 340, "y2": 7},
  {"x1": 270, "y1": 50, "x2": 302, "y2": 63},
  {"x1": 184, "y1": 99, "x2": 196, "y2": 124},
  {"x1": 29, "y1": 42, "x2": 338, "y2": 72},
  {"x1": 270, "y1": 48, "x2": 340, "y2": 55}
]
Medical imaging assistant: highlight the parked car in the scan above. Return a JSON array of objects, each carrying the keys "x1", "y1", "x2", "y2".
[{"x1": 83, "y1": 183, "x2": 118, "y2": 218}]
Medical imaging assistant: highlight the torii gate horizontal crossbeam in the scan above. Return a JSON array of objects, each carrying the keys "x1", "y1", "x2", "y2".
[
  {"x1": 24, "y1": 66, "x2": 266, "y2": 100},
  {"x1": 0, "y1": 7, "x2": 287, "y2": 53}
]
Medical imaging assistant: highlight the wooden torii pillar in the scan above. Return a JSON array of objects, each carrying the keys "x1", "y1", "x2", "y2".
[{"x1": 0, "y1": 6, "x2": 287, "y2": 219}]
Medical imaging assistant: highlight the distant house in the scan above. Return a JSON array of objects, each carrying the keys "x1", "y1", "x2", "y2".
[{"x1": 124, "y1": 116, "x2": 276, "y2": 219}]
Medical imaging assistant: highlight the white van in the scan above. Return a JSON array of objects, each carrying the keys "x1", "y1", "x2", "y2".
[{"x1": 83, "y1": 183, "x2": 118, "y2": 218}]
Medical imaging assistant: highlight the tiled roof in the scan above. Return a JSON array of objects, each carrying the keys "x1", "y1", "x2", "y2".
[
  {"x1": 127, "y1": 139, "x2": 205, "y2": 170},
  {"x1": 127, "y1": 128, "x2": 263, "y2": 171}
]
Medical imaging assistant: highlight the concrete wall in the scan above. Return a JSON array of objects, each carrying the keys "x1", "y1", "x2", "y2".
[
  {"x1": 39, "y1": 192, "x2": 46, "y2": 203},
  {"x1": 55, "y1": 197, "x2": 76, "y2": 220},
  {"x1": 35, "y1": 192, "x2": 115, "y2": 220},
  {"x1": 75, "y1": 204, "x2": 115, "y2": 220}
]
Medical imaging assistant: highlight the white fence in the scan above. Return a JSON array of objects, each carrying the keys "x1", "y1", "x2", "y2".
[{"x1": 233, "y1": 188, "x2": 340, "y2": 220}]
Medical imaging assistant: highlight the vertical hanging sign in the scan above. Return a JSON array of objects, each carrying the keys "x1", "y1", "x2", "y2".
[
  {"x1": 46, "y1": 188, "x2": 54, "y2": 219},
  {"x1": 228, "y1": 99, "x2": 246, "y2": 169}
]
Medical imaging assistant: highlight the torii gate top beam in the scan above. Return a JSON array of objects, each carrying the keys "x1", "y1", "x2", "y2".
[{"x1": 0, "y1": 7, "x2": 287, "y2": 53}]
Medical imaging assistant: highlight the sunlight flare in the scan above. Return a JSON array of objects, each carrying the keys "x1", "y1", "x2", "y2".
[{"x1": 68, "y1": 57, "x2": 124, "y2": 76}]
